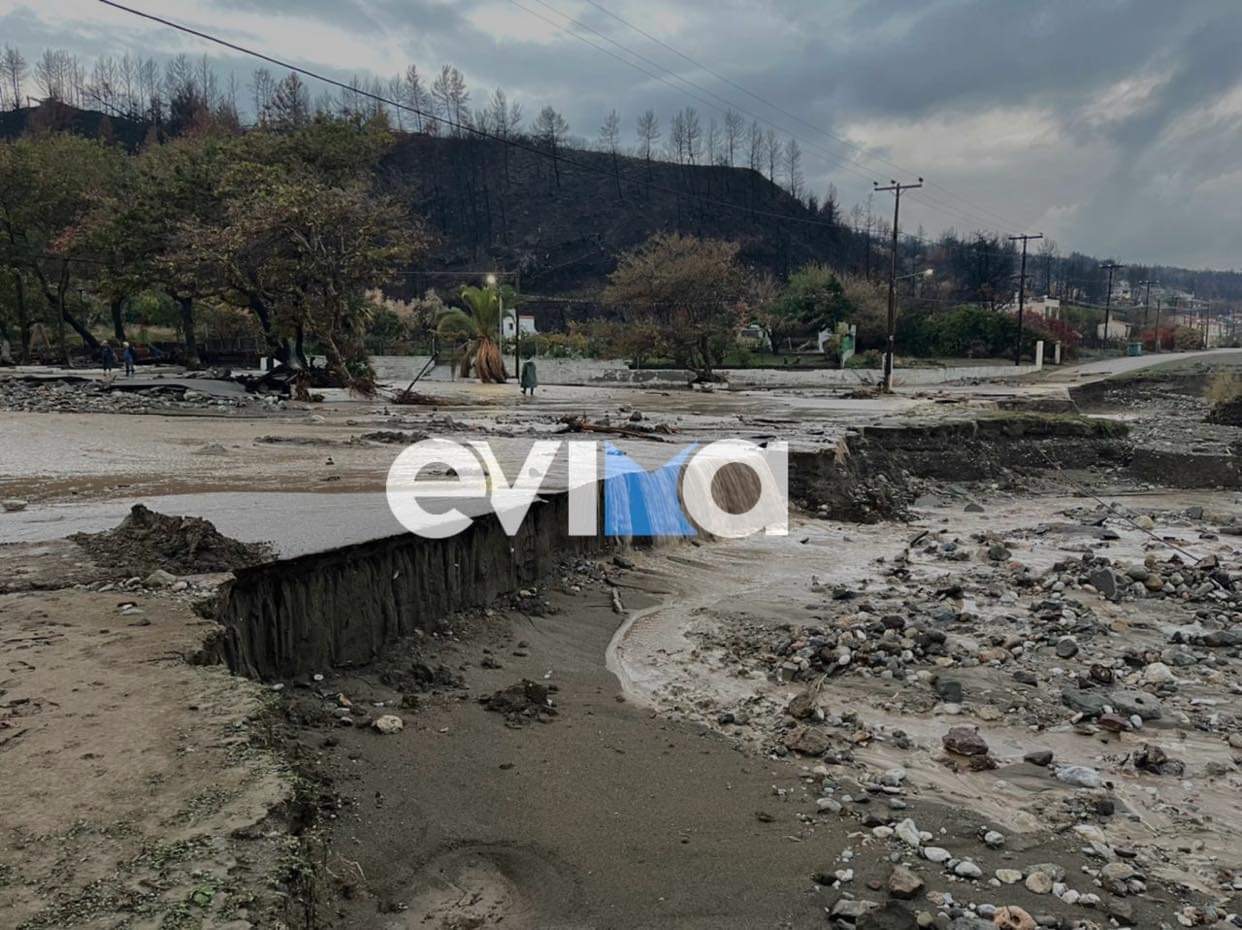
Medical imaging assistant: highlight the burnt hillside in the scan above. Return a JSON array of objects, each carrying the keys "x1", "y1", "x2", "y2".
[
  {"x1": 0, "y1": 101, "x2": 150, "y2": 150},
  {"x1": 381, "y1": 133, "x2": 846, "y2": 313}
]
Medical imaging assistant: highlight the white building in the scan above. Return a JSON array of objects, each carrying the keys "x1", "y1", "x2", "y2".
[
  {"x1": 1027, "y1": 296, "x2": 1060, "y2": 319},
  {"x1": 1096, "y1": 318, "x2": 1131, "y2": 342},
  {"x1": 502, "y1": 314, "x2": 537, "y2": 338}
]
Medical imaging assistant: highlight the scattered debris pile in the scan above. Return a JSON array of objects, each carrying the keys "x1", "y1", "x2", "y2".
[
  {"x1": 0, "y1": 376, "x2": 277, "y2": 414},
  {"x1": 557, "y1": 413, "x2": 676, "y2": 440},
  {"x1": 390, "y1": 388, "x2": 440, "y2": 406},
  {"x1": 71, "y1": 504, "x2": 272, "y2": 575},
  {"x1": 1207, "y1": 393, "x2": 1242, "y2": 427},
  {"x1": 480, "y1": 679, "x2": 558, "y2": 726},
  {"x1": 254, "y1": 429, "x2": 427, "y2": 447}
]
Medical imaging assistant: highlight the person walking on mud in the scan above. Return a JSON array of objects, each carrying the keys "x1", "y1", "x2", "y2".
[
  {"x1": 520, "y1": 359, "x2": 538, "y2": 397},
  {"x1": 100, "y1": 342, "x2": 116, "y2": 377},
  {"x1": 122, "y1": 341, "x2": 136, "y2": 377}
]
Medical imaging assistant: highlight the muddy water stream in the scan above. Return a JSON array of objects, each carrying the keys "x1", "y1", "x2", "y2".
[{"x1": 606, "y1": 490, "x2": 1242, "y2": 897}]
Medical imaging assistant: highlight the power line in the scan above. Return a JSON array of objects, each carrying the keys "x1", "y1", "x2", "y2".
[
  {"x1": 574, "y1": 0, "x2": 1039, "y2": 236},
  {"x1": 91, "y1": 0, "x2": 855, "y2": 235},
  {"x1": 516, "y1": 0, "x2": 1026, "y2": 239},
  {"x1": 82, "y1": 2, "x2": 1055, "y2": 284}
]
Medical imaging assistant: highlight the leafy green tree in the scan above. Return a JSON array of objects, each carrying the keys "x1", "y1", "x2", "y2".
[
  {"x1": 437, "y1": 283, "x2": 515, "y2": 382},
  {"x1": 768, "y1": 263, "x2": 851, "y2": 353},
  {"x1": 604, "y1": 233, "x2": 747, "y2": 378},
  {"x1": 173, "y1": 117, "x2": 401, "y2": 364},
  {"x1": 0, "y1": 133, "x2": 122, "y2": 361},
  {"x1": 86, "y1": 132, "x2": 238, "y2": 367},
  {"x1": 202, "y1": 173, "x2": 424, "y2": 388},
  {"x1": 365, "y1": 307, "x2": 408, "y2": 355}
]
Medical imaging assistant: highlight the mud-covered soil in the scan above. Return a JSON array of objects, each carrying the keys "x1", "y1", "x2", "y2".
[
  {"x1": 70, "y1": 503, "x2": 274, "y2": 576},
  {"x1": 0, "y1": 580, "x2": 300, "y2": 930},
  {"x1": 6, "y1": 354, "x2": 1242, "y2": 930}
]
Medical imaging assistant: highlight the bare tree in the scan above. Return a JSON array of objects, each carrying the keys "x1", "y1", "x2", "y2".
[
  {"x1": 217, "y1": 71, "x2": 241, "y2": 128},
  {"x1": 599, "y1": 108, "x2": 623, "y2": 198},
  {"x1": 88, "y1": 56, "x2": 119, "y2": 114},
  {"x1": 748, "y1": 119, "x2": 763, "y2": 172},
  {"x1": 599, "y1": 108, "x2": 621, "y2": 153},
  {"x1": 387, "y1": 75, "x2": 405, "y2": 129},
  {"x1": 195, "y1": 54, "x2": 218, "y2": 110},
  {"x1": 683, "y1": 107, "x2": 701, "y2": 165},
  {"x1": 402, "y1": 65, "x2": 430, "y2": 132},
  {"x1": 34, "y1": 49, "x2": 74, "y2": 101},
  {"x1": 138, "y1": 57, "x2": 161, "y2": 122},
  {"x1": 266, "y1": 71, "x2": 310, "y2": 128},
  {"x1": 1, "y1": 46, "x2": 27, "y2": 110},
  {"x1": 251, "y1": 67, "x2": 275, "y2": 124},
  {"x1": 337, "y1": 75, "x2": 364, "y2": 118},
  {"x1": 667, "y1": 109, "x2": 687, "y2": 163},
  {"x1": 533, "y1": 105, "x2": 569, "y2": 188},
  {"x1": 312, "y1": 90, "x2": 335, "y2": 116},
  {"x1": 765, "y1": 128, "x2": 779, "y2": 181},
  {"x1": 636, "y1": 109, "x2": 660, "y2": 166},
  {"x1": 783, "y1": 137, "x2": 803, "y2": 198},
  {"x1": 117, "y1": 53, "x2": 138, "y2": 117},
  {"x1": 706, "y1": 117, "x2": 720, "y2": 166},
  {"x1": 822, "y1": 183, "x2": 839, "y2": 225},
  {"x1": 723, "y1": 108, "x2": 742, "y2": 167},
  {"x1": 486, "y1": 87, "x2": 522, "y2": 187},
  {"x1": 366, "y1": 76, "x2": 389, "y2": 120},
  {"x1": 431, "y1": 65, "x2": 469, "y2": 135},
  {"x1": 486, "y1": 87, "x2": 521, "y2": 137}
]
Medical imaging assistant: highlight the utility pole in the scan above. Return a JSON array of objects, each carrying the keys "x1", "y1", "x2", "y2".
[
  {"x1": 1139, "y1": 279, "x2": 1156, "y2": 332},
  {"x1": 875, "y1": 177, "x2": 922, "y2": 392},
  {"x1": 1100, "y1": 262, "x2": 1122, "y2": 349},
  {"x1": 1154, "y1": 297, "x2": 1164, "y2": 352},
  {"x1": 1009, "y1": 233, "x2": 1043, "y2": 365}
]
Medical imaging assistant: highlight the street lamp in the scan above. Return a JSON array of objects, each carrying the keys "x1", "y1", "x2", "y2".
[{"x1": 876, "y1": 269, "x2": 933, "y2": 389}]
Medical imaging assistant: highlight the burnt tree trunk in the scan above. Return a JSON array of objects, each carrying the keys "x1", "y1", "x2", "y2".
[
  {"x1": 178, "y1": 295, "x2": 200, "y2": 368},
  {"x1": 12, "y1": 270, "x2": 30, "y2": 363},
  {"x1": 109, "y1": 295, "x2": 127, "y2": 342}
]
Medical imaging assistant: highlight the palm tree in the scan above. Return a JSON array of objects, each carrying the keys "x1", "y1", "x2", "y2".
[{"x1": 437, "y1": 284, "x2": 513, "y2": 382}]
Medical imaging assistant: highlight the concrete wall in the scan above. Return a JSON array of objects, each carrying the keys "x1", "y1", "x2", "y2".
[
  {"x1": 371, "y1": 352, "x2": 1043, "y2": 390},
  {"x1": 372, "y1": 355, "x2": 695, "y2": 386}
]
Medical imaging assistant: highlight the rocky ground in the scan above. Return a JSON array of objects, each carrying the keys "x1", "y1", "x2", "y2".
[
  {"x1": 0, "y1": 374, "x2": 287, "y2": 416},
  {"x1": 607, "y1": 485, "x2": 1242, "y2": 929},
  {"x1": 3, "y1": 354, "x2": 1241, "y2": 930},
  {"x1": 1072, "y1": 369, "x2": 1241, "y2": 457}
]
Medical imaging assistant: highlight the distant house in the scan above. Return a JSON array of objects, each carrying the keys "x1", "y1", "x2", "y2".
[
  {"x1": 739, "y1": 324, "x2": 771, "y2": 350},
  {"x1": 502, "y1": 314, "x2": 537, "y2": 338},
  {"x1": 1167, "y1": 311, "x2": 1232, "y2": 346},
  {"x1": 1027, "y1": 296, "x2": 1060, "y2": 319},
  {"x1": 1096, "y1": 318, "x2": 1131, "y2": 342}
]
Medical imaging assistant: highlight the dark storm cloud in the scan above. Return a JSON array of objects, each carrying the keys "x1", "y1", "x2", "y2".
[{"x1": 5, "y1": 0, "x2": 1241, "y2": 267}]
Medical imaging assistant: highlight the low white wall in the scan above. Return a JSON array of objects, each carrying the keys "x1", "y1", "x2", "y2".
[
  {"x1": 724, "y1": 362, "x2": 1043, "y2": 389},
  {"x1": 371, "y1": 356, "x2": 694, "y2": 386},
  {"x1": 371, "y1": 352, "x2": 1043, "y2": 390}
]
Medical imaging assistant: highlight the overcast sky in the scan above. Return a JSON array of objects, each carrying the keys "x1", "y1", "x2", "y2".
[{"x1": 5, "y1": 0, "x2": 1242, "y2": 270}]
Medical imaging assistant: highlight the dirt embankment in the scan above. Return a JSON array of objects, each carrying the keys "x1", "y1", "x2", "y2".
[
  {"x1": 71, "y1": 503, "x2": 273, "y2": 576},
  {"x1": 790, "y1": 413, "x2": 1132, "y2": 523}
]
